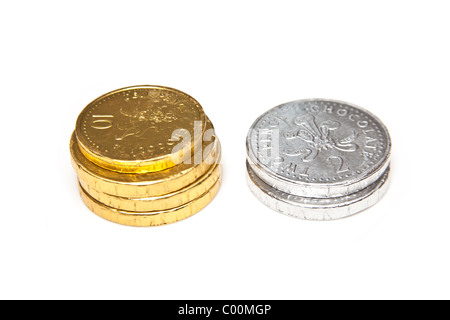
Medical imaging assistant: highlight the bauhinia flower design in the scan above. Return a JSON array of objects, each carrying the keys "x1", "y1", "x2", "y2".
[{"x1": 283, "y1": 115, "x2": 358, "y2": 162}]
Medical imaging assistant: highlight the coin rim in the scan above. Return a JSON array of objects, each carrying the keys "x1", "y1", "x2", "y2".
[
  {"x1": 79, "y1": 160, "x2": 222, "y2": 212},
  {"x1": 79, "y1": 173, "x2": 222, "y2": 227},
  {"x1": 247, "y1": 154, "x2": 390, "y2": 198},
  {"x1": 246, "y1": 160, "x2": 391, "y2": 221},
  {"x1": 70, "y1": 131, "x2": 221, "y2": 197}
]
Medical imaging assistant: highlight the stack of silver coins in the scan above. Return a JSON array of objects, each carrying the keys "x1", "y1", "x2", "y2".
[{"x1": 246, "y1": 99, "x2": 391, "y2": 220}]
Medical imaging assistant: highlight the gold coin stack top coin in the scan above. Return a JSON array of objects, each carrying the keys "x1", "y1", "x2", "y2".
[{"x1": 70, "y1": 85, "x2": 222, "y2": 227}]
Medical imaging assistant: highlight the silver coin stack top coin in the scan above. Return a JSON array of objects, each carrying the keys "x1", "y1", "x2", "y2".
[{"x1": 246, "y1": 99, "x2": 391, "y2": 221}]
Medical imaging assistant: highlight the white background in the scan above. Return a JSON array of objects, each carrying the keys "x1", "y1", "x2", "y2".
[{"x1": 0, "y1": 0, "x2": 449, "y2": 300}]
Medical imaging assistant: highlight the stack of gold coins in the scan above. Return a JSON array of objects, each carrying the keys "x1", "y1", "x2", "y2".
[{"x1": 70, "y1": 85, "x2": 222, "y2": 227}]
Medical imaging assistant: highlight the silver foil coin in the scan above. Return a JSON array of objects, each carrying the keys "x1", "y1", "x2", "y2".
[
  {"x1": 246, "y1": 99, "x2": 391, "y2": 198},
  {"x1": 246, "y1": 161, "x2": 390, "y2": 221}
]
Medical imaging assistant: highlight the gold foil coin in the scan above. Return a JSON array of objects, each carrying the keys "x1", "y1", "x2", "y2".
[
  {"x1": 79, "y1": 160, "x2": 222, "y2": 212},
  {"x1": 71, "y1": 85, "x2": 222, "y2": 227},
  {"x1": 75, "y1": 85, "x2": 207, "y2": 173},
  {"x1": 79, "y1": 175, "x2": 222, "y2": 227}
]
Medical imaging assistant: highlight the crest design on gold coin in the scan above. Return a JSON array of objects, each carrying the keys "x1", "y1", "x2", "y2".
[{"x1": 115, "y1": 91, "x2": 178, "y2": 141}]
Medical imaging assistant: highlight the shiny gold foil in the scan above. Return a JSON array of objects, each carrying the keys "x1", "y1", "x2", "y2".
[
  {"x1": 79, "y1": 161, "x2": 221, "y2": 212},
  {"x1": 71, "y1": 85, "x2": 222, "y2": 227},
  {"x1": 70, "y1": 121, "x2": 218, "y2": 198},
  {"x1": 75, "y1": 85, "x2": 207, "y2": 173},
  {"x1": 79, "y1": 175, "x2": 222, "y2": 227}
]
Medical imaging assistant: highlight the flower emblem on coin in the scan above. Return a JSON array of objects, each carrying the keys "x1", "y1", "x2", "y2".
[{"x1": 283, "y1": 115, "x2": 358, "y2": 162}]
